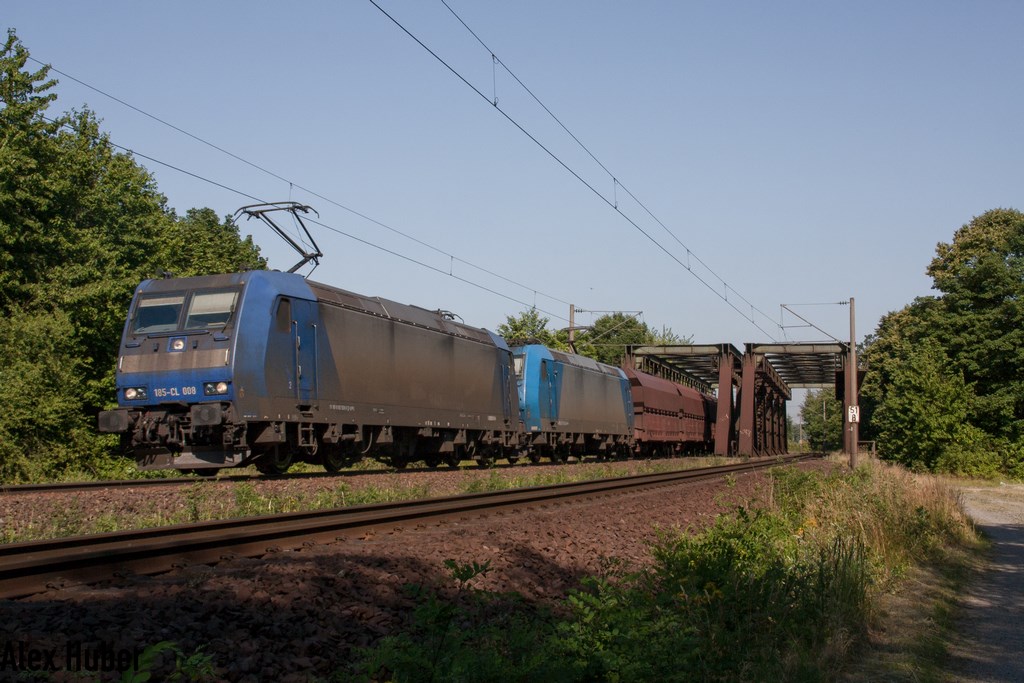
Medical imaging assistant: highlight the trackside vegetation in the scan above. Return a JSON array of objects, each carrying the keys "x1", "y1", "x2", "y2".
[{"x1": 347, "y1": 460, "x2": 977, "y2": 683}]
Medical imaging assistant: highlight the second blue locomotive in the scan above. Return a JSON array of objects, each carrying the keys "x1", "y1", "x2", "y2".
[{"x1": 514, "y1": 344, "x2": 633, "y2": 462}]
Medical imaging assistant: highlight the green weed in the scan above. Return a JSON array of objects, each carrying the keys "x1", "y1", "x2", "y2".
[{"x1": 120, "y1": 640, "x2": 216, "y2": 682}]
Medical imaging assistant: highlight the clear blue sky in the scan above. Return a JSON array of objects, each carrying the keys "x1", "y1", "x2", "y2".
[{"x1": 5, "y1": 2, "x2": 1023, "y2": 358}]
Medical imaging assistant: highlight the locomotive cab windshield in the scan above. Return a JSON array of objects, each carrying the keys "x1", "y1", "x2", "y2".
[
  {"x1": 184, "y1": 290, "x2": 239, "y2": 330},
  {"x1": 131, "y1": 288, "x2": 240, "y2": 336}
]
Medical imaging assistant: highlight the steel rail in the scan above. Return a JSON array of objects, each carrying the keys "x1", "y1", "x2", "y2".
[{"x1": 0, "y1": 454, "x2": 816, "y2": 600}]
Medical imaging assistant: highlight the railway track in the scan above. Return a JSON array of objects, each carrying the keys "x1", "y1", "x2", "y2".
[
  {"x1": 0, "y1": 458, "x2": 584, "y2": 495},
  {"x1": 0, "y1": 468, "x2": 437, "y2": 494},
  {"x1": 0, "y1": 454, "x2": 816, "y2": 600}
]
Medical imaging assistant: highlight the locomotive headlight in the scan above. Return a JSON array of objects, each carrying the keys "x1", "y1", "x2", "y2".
[
  {"x1": 171, "y1": 338, "x2": 186, "y2": 351},
  {"x1": 124, "y1": 387, "x2": 148, "y2": 401},
  {"x1": 203, "y1": 381, "x2": 230, "y2": 396}
]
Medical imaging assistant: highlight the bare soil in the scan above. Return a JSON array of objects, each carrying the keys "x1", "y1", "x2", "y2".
[{"x1": 945, "y1": 483, "x2": 1024, "y2": 682}]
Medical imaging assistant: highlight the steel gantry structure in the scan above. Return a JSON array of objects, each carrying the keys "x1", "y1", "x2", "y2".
[{"x1": 627, "y1": 342, "x2": 857, "y2": 458}]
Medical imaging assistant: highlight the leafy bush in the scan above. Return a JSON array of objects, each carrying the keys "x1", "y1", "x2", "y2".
[
  {"x1": 934, "y1": 434, "x2": 1004, "y2": 479},
  {"x1": 546, "y1": 508, "x2": 866, "y2": 682},
  {"x1": 353, "y1": 560, "x2": 561, "y2": 683},
  {"x1": 0, "y1": 308, "x2": 122, "y2": 481}
]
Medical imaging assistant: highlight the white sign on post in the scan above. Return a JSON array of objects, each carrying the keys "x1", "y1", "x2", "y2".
[{"x1": 847, "y1": 405, "x2": 860, "y2": 423}]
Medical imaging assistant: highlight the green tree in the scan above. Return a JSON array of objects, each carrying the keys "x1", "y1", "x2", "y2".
[
  {"x1": 578, "y1": 313, "x2": 653, "y2": 366},
  {"x1": 0, "y1": 309, "x2": 103, "y2": 481},
  {"x1": 0, "y1": 31, "x2": 265, "y2": 481},
  {"x1": 1, "y1": 33, "x2": 172, "y2": 400},
  {"x1": 799, "y1": 389, "x2": 843, "y2": 452},
  {"x1": 161, "y1": 207, "x2": 266, "y2": 277},
  {"x1": 870, "y1": 339, "x2": 983, "y2": 472},
  {"x1": 0, "y1": 28, "x2": 62, "y2": 308},
  {"x1": 859, "y1": 300, "x2": 941, "y2": 434},
  {"x1": 496, "y1": 309, "x2": 693, "y2": 367},
  {"x1": 925, "y1": 208, "x2": 1024, "y2": 441},
  {"x1": 648, "y1": 325, "x2": 690, "y2": 346},
  {"x1": 576, "y1": 313, "x2": 692, "y2": 366},
  {"x1": 859, "y1": 208, "x2": 1024, "y2": 475},
  {"x1": 786, "y1": 414, "x2": 802, "y2": 451},
  {"x1": 49, "y1": 110, "x2": 179, "y2": 410},
  {"x1": 496, "y1": 308, "x2": 568, "y2": 350}
]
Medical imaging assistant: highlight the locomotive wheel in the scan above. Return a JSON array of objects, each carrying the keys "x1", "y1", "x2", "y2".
[
  {"x1": 423, "y1": 455, "x2": 442, "y2": 468},
  {"x1": 443, "y1": 447, "x2": 462, "y2": 468},
  {"x1": 256, "y1": 446, "x2": 293, "y2": 475},
  {"x1": 321, "y1": 446, "x2": 347, "y2": 474},
  {"x1": 443, "y1": 443, "x2": 469, "y2": 469},
  {"x1": 185, "y1": 468, "x2": 218, "y2": 478},
  {"x1": 475, "y1": 446, "x2": 497, "y2": 468},
  {"x1": 527, "y1": 451, "x2": 542, "y2": 464}
]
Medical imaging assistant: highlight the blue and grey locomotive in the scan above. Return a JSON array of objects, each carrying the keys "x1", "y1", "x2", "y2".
[
  {"x1": 512, "y1": 344, "x2": 633, "y2": 462},
  {"x1": 99, "y1": 270, "x2": 520, "y2": 474}
]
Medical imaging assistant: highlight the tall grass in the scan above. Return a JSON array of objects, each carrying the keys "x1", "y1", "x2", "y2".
[{"x1": 770, "y1": 459, "x2": 975, "y2": 585}]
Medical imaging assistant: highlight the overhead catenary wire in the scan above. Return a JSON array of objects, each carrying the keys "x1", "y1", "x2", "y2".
[
  {"x1": 42, "y1": 114, "x2": 571, "y2": 323},
  {"x1": 30, "y1": 21, "x2": 776, "y2": 339},
  {"x1": 581, "y1": 311, "x2": 646, "y2": 346},
  {"x1": 778, "y1": 303, "x2": 846, "y2": 343},
  {"x1": 28, "y1": 57, "x2": 576, "y2": 313},
  {"x1": 384, "y1": 0, "x2": 783, "y2": 340},
  {"x1": 443, "y1": 0, "x2": 781, "y2": 337},
  {"x1": 30, "y1": 32, "x2": 775, "y2": 339}
]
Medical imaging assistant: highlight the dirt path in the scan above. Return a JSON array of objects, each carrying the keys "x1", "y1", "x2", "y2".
[{"x1": 946, "y1": 483, "x2": 1024, "y2": 682}]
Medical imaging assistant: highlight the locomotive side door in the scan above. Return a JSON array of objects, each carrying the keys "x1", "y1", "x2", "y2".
[
  {"x1": 267, "y1": 297, "x2": 295, "y2": 399},
  {"x1": 540, "y1": 360, "x2": 557, "y2": 425},
  {"x1": 500, "y1": 362, "x2": 512, "y2": 424},
  {"x1": 291, "y1": 299, "x2": 318, "y2": 405}
]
